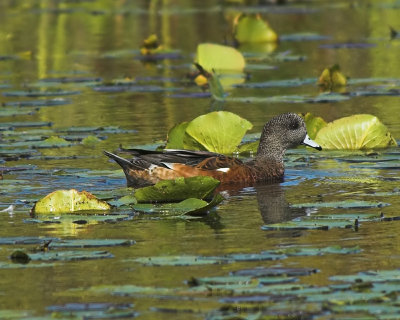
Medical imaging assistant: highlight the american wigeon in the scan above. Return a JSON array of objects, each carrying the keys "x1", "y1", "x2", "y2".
[{"x1": 104, "y1": 113, "x2": 321, "y2": 187}]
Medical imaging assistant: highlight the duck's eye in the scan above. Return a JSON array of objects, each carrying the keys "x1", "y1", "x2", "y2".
[{"x1": 290, "y1": 121, "x2": 299, "y2": 130}]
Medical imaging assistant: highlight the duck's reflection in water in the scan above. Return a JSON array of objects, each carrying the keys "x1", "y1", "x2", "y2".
[{"x1": 254, "y1": 183, "x2": 306, "y2": 225}]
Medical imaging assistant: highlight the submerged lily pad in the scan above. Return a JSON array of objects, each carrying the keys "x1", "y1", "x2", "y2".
[
  {"x1": 196, "y1": 43, "x2": 245, "y2": 72},
  {"x1": 32, "y1": 189, "x2": 111, "y2": 214},
  {"x1": 315, "y1": 114, "x2": 398, "y2": 150},
  {"x1": 133, "y1": 194, "x2": 224, "y2": 216},
  {"x1": 134, "y1": 176, "x2": 220, "y2": 203}
]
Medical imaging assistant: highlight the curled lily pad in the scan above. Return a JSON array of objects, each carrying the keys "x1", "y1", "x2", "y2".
[
  {"x1": 196, "y1": 43, "x2": 245, "y2": 72},
  {"x1": 165, "y1": 122, "x2": 189, "y2": 149},
  {"x1": 134, "y1": 176, "x2": 220, "y2": 203},
  {"x1": 32, "y1": 189, "x2": 111, "y2": 214},
  {"x1": 318, "y1": 64, "x2": 347, "y2": 89},
  {"x1": 185, "y1": 111, "x2": 253, "y2": 153},
  {"x1": 301, "y1": 112, "x2": 327, "y2": 139},
  {"x1": 234, "y1": 14, "x2": 278, "y2": 43},
  {"x1": 315, "y1": 114, "x2": 397, "y2": 150}
]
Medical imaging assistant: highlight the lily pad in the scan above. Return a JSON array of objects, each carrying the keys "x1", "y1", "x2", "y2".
[
  {"x1": 49, "y1": 239, "x2": 135, "y2": 248},
  {"x1": 196, "y1": 43, "x2": 245, "y2": 72},
  {"x1": 291, "y1": 200, "x2": 389, "y2": 209},
  {"x1": 134, "y1": 176, "x2": 220, "y2": 203},
  {"x1": 28, "y1": 250, "x2": 114, "y2": 261},
  {"x1": 301, "y1": 112, "x2": 327, "y2": 139},
  {"x1": 318, "y1": 64, "x2": 347, "y2": 88},
  {"x1": 32, "y1": 189, "x2": 111, "y2": 214},
  {"x1": 35, "y1": 136, "x2": 72, "y2": 148},
  {"x1": 133, "y1": 194, "x2": 223, "y2": 216},
  {"x1": 0, "y1": 107, "x2": 38, "y2": 117},
  {"x1": 234, "y1": 14, "x2": 278, "y2": 43},
  {"x1": 132, "y1": 255, "x2": 224, "y2": 266},
  {"x1": 183, "y1": 111, "x2": 253, "y2": 153},
  {"x1": 315, "y1": 114, "x2": 398, "y2": 150},
  {"x1": 3, "y1": 98, "x2": 71, "y2": 107},
  {"x1": 2, "y1": 89, "x2": 81, "y2": 97},
  {"x1": 165, "y1": 122, "x2": 189, "y2": 149}
]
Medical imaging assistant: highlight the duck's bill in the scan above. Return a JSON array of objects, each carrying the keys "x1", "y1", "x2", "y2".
[{"x1": 303, "y1": 134, "x2": 322, "y2": 150}]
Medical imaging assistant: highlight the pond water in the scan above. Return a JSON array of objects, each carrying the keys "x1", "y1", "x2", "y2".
[{"x1": 2, "y1": 0, "x2": 400, "y2": 319}]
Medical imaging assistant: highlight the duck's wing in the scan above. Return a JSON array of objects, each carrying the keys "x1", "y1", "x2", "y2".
[
  {"x1": 195, "y1": 155, "x2": 244, "y2": 170},
  {"x1": 117, "y1": 147, "x2": 222, "y2": 166}
]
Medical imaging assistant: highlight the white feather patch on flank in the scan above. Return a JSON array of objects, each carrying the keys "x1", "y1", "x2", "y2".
[
  {"x1": 160, "y1": 162, "x2": 175, "y2": 169},
  {"x1": 216, "y1": 167, "x2": 230, "y2": 173}
]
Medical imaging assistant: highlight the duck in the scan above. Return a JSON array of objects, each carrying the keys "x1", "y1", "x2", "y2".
[{"x1": 104, "y1": 113, "x2": 321, "y2": 188}]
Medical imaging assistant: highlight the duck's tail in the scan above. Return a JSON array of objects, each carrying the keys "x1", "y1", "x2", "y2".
[
  {"x1": 104, "y1": 150, "x2": 152, "y2": 187},
  {"x1": 104, "y1": 151, "x2": 134, "y2": 170}
]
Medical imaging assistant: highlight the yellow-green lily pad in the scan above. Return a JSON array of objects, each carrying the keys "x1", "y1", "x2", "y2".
[
  {"x1": 234, "y1": 14, "x2": 278, "y2": 43},
  {"x1": 301, "y1": 112, "x2": 327, "y2": 140},
  {"x1": 185, "y1": 111, "x2": 253, "y2": 153},
  {"x1": 318, "y1": 64, "x2": 347, "y2": 89},
  {"x1": 196, "y1": 43, "x2": 245, "y2": 72},
  {"x1": 32, "y1": 189, "x2": 111, "y2": 214},
  {"x1": 315, "y1": 114, "x2": 397, "y2": 150},
  {"x1": 166, "y1": 111, "x2": 253, "y2": 153}
]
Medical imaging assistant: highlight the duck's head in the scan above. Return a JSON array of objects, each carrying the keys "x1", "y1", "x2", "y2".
[{"x1": 257, "y1": 113, "x2": 322, "y2": 160}]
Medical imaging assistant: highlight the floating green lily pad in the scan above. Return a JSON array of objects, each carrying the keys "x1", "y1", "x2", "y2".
[
  {"x1": 24, "y1": 214, "x2": 131, "y2": 225},
  {"x1": 81, "y1": 135, "x2": 101, "y2": 146},
  {"x1": 49, "y1": 239, "x2": 135, "y2": 248},
  {"x1": 3, "y1": 98, "x2": 71, "y2": 107},
  {"x1": 291, "y1": 200, "x2": 389, "y2": 209},
  {"x1": 28, "y1": 250, "x2": 113, "y2": 261},
  {"x1": 196, "y1": 43, "x2": 245, "y2": 72},
  {"x1": 134, "y1": 176, "x2": 220, "y2": 203},
  {"x1": 315, "y1": 114, "x2": 397, "y2": 150},
  {"x1": 2, "y1": 89, "x2": 81, "y2": 97},
  {"x1": 35, "y1": 136, "x2": 71, "y2": 148},
  {"x1": 132, "y1": 255, "x2": 224, "y2": 266},
  {"x1": 133, "y1": 194, "x2": 224, "y2": 216},
  {"x1": 0, "y1": 107, "x2": 37, "y2": 117},
  {"x1": 32, "y1": 189, "x2": 111, "y2": 214}
]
